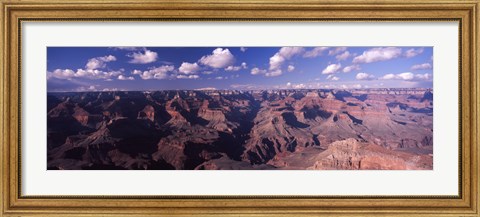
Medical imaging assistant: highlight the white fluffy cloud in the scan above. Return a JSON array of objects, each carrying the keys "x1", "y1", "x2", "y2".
[
  {"x1": 48, "y1": 68, "x2": 123, "y2": 80},
  {"x1": 278, "y1": 47, "x2": 304, "y2": 59},
  {"x1": 381, "y1": 74, "x2": 396, "y2": 80},
  {"x1": 342, "y1": 64, "x2": 361, "y2": 73},
  {"x1": 225, "y1": 66, "x2": 241, "y2": 71},
  {"x1": 269, "y1": 53, "x2": 285, "y2": 71},
  {"x1": 413, "y1": 73, "x2": 432, "y2": 80},
  {"x1": 355, "y1": 72, "x2": 375, "y2": 80},
  {"x1": 265, "y1": 69, "x2": 283, "y2": 77},
  {"x1": 240, "y1": 47, "x2": 247, "y2": 52},
  {"x1": 135, "y1": 65, "x2": 175, "y2": 80},
  {"x1": 177, "y1": 75, "x2": 199, "y2": 79},
  {"x1": 352, "y1": 47, "x2": 402, "y2": 64},
  {"x1": 178, "y1": 62, "x2": 200, "y2": 74},
  {"x1": 328, "y1": 47, "x2": 347, "y2": 56},
  {"x1": 411, "y1": 63, "x2": 432, "y2": 70},
  {"x1": 128, "y1": 49, "x2": 158, "y2": 64},
  {"x1": 322, "y1": 63, "x2": 342, "y2": 74},
  {"x1": 48, "y1": 69, "x2": 75, "y2": 79},
  {"x1": 267, "y1": 47, "x2": 304, "y2": 76},
  {"x1": 393, "y1": 72, "x2": 414, "y2": 80},
  {"x1": 199, "y1": 48, "x2": 235, "y2": 68},
  {"x1": 118, "y1": 75, "x2": 135, "y2": 80},
  {"x1": 303, "y1": 47, "x2": 328, "y2": 58},
  {"x1": 287, "y1": 65, "x2": 295, "y2": 72},
  {"x1": 381, "y1": 72, "x2": 432, "y2": 81},
  {"x1": 48, "y1": 54, "x2": 125, "y2": 81},
  {"x1": 225, "y1": 62, "x2": 247, "y2": 71},
  {"x1": 85, "y1": 55, "x2": 116, "y2": 70},
  {"x1": 335, "y1": 51, "x2": 351, "y2": 61},
  {"x1": 250, "y1": 67, "x2": 267, "y2": 75},
  {"x1": 326, "y1": 74, "x2": 340, "y2": 81},
  {"x1": 404, "y1": 48, "x2": 424, "y2": 58}
]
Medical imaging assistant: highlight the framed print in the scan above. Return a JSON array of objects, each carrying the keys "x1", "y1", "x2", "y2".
[{"x1": 1, "y1": 0, "x2": 478, "y2": 216}]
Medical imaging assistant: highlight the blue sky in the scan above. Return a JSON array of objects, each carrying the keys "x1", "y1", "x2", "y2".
[{"x1": 47, "y1": 46, "x2": 433, "y2": 92}]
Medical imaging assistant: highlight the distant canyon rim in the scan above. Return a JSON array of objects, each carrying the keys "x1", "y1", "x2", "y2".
[{"x1": 47, "y1": 88, "x2": 433, "y2": 170}]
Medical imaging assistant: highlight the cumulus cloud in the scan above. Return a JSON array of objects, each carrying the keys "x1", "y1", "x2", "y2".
[
  {"x1": 267, "y1": 47, "x2": 304, "y2": 76},
  {"x1": 47, "y1": 69, "x2": 75, "y2": 80},
  {"x1": 343, "y1": 64, "x2": 361, "y2": 73},
  {"x1": 269, "y1": 53, "x2": 285, "y2": 71},
  {"x1": 128, "y1": 49, "x2": 158, "y2": 64},
  {"x1": 48, "y1": 54, "x2": 125, "y2": 81},
  {"x1": 326, "y1": 74, "x2": 340, "y2": 81},
  {"x1": 118, "y1": 75, "x2": 135, "y2": 80},
  {"x1": 303, "y1": 47, "x2": 328, "y2": 58},
  {"x1": 411, "y1": 63, "x2": 432, "y2": 70},
  {"x1": 135, "y1": 65, "x2": 175, "y2": 80},
  {"x1": 177, "y1": 75, "x2": 199, "y2": 79},
  {"x1": 355, "y1": 72, "x2": 375, "y2": 80},
  {"x1": 413, "y1": 73, "x2": 432, "y2": 80},
  {"x1": 278, "y1": 47, "x2": 305, "y2": 59},
  {"x1": 322, "y1": 63, "x2": 342, "y2": 74},
  {"x1": 240, "y1": 47, "x2": 247, "y2": 52},
  {"x1": 381, "y1": 72, "x2": 432, "y2": 81},
  {"x1": 287, "y1": 65, "x2": 295, "y2": 72},
  {"x1": 335, "y1": 51, "x2": 351, "y2": 61},
  {"x1": 352, "y1": 47, "x2": 402, "y2": 64},
  {"x1": 404, "y1": 48, "x2": 424, "y2": 58},
  {"x1": 381, "y1": 74, "x2": 396, "y2": 80},
  {"x1": 265, "y1": 69, "x2": 283, "y2": 77},
  {"x1": 328, "y1": 47, "x2": 347, "y2": 56},
  {"x1": 392, "y1": 72, "x2": 414, "y2": 80},
  {"x1": 225, "y1": 62, "x2": 247, "y2": 71},
  {"x1": 178, "y1": 62, "x2": 200, "y2": 74},
  {"x1": 199, "y1": 48, "x2": 235, "y2": 68},
  {"x1": 225, "y1": 66, "x2": 241, "y2": 71},
  {"x1": 251, "y1": 67, "x2": 267, "y2": 75},
  {"x1": 85, "y1": 55, "x2": 116, "y2": 70},
  {"x1": 48, "y1": 68, "x2": 123, "y2": 80}
]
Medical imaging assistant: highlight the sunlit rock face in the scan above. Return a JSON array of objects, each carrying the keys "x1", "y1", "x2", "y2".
[{"x1": 47, "y1": 88, "x2": 433, "y2": 170}]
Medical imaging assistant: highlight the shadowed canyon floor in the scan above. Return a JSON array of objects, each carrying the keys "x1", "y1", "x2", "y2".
[{"x1": 47, "y1": 88, "x2": 433, "y2": 170}]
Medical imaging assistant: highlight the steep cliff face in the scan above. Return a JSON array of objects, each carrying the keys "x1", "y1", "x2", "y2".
[{"x1": 47, "y1": 89, "x2": 433, "y2": 170}]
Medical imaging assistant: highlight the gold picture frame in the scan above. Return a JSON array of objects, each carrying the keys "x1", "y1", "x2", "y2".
[{"x1": 1, "y1": 0, "x2": 478, "y2": 216}]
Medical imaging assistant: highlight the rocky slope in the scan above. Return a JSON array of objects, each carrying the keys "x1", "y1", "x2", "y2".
[{"x1": 47, "y1": 88, "x2": 433, "y2": 170}]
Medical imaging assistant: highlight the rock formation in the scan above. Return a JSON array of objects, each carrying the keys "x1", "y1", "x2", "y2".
[{"x1": 47, "y1": 88, "x2": 433, "y2": 170}]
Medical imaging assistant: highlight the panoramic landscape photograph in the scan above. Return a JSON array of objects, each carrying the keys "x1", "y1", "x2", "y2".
[{"x1": 47, "y1": 46, "x2": 433, "y2": 170}]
